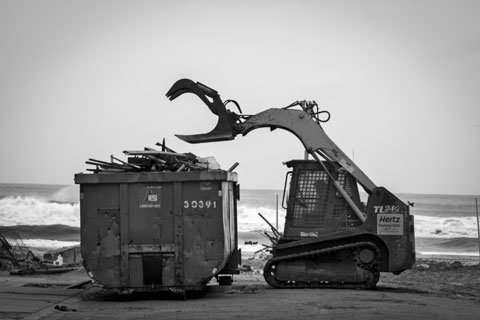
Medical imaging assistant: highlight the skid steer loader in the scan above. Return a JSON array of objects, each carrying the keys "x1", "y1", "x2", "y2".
[{"x1": 166, "y1": 79, "x2": 415, "y2": 288}]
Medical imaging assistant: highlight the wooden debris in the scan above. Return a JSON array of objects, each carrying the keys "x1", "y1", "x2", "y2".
[{"x1": 84, "y1": 138, "x2": 220, "y2": 173}]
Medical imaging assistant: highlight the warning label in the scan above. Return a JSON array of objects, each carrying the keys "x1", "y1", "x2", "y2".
[
  {"x1": 377, "y1": 214, "x2": 403, "y2": 235},
  {"x1": 139, "y1": 186, "x2": 161, "y2": 208}
]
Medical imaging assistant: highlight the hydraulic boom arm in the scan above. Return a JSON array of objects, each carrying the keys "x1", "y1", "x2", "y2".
[
  {"x1": 166, "y1": 79, "x2": 377, "y2": 222},
  {"x1": 233, "y1": 108, "x2": 376, "y2": 193}
]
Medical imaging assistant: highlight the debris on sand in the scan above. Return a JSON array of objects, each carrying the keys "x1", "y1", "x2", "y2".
[{"x1": 413, "y1": 259, "x2": 480, "y2": 272}]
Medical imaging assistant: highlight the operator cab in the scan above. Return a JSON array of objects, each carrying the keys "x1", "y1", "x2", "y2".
[{"x1": 282, "y1": 160, "x2": 365, "y2": 239}]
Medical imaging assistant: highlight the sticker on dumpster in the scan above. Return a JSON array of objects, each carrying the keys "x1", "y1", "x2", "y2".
[
  {"x1": 139, "y1": 186, "x2": 161, "y2": 208},
  {"x1": 377, "y1": 214, "x2": 403, "y2": 235},
  {"x1": 200, "y1": 182, "x2": 212, "y2": 191}
]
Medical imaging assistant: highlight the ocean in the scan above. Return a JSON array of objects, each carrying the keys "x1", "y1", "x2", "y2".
[{"x1": 0, "y1": 183, "x2": 479, "y2": 259}]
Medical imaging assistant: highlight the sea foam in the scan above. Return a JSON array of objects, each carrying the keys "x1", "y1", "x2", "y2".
[
  {"x1": 0, "y1": 196, "x2": 79, "y2": 227},
  {"x1": 237, "y1": 204, "x2": 286, "y2": 232},
  {"x1": 413, "y1": 215, "x2": 479, "y2": 238},
  {"x1": 19, "y1": 239, "x2": 80, "y2": 250}
]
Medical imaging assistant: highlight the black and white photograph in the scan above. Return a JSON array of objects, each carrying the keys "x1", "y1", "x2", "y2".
[{"x1": 1, "y1": 1, "x2": 479, "y2": 319}]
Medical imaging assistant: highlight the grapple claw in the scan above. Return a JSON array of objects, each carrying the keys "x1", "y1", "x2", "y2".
[{"x1": 166, "y1": 79, "x2": 238, "y2": 143}]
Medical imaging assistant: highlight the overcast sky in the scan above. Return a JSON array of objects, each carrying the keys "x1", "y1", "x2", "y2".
[{"x1": 0, "y1": 0, "x2": 479, "y2": 195}]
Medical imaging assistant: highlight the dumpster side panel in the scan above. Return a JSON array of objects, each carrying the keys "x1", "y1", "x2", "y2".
[
  {"x1": 182, "y1": 181, "x2": 225, "y2": 285},
  {"x1": 127, "y1": 183, "x2": 176, "y2": 288},
  {"x1": 222, "y1": 181, "x2": 236, "y2": 260},
  {"x1": 76, "y1": 171, "x2": 239, "y2": 291},
  {"x1": 80, "y1": 184, "x2": 121, "y2": 287}
]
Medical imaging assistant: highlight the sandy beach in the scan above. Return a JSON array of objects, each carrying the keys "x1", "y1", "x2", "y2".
[
  {"x1": 1, "y1": 255, "x2": 479, "y2": 320},
  {"x1": 2, "y1": 226, "x2": 480, "y2": 319},
  {"x1": 239, "y1": 238, "x2": 480, "y2": 303}
]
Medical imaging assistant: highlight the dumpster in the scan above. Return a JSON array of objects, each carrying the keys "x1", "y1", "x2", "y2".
[{"x1": 74, "y1": 170, "x2": 240, "y2": 293}]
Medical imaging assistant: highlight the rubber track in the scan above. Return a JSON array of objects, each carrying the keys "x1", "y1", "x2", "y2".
[{"x1": 263, "y1": 241, "x2": 380, "y2": 289}]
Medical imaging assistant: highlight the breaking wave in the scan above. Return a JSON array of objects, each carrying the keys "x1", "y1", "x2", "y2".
[
  {"x1": 19, "y1": 239, "x2": 80, "y2": 250},
  {"x1": 237, "y1": 205, "x2": 286, "y2": 233},
  {"x1": 413, "y1": 215, "x2": 479, "y2": 238},
  {"x1": 0, "y1": 196, "x2": 79, "y2": 227}
]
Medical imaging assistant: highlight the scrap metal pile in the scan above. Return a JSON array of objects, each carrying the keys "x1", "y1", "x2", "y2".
[{"x1": 86, "y1": 139, "x2": 226, "y2": 173}]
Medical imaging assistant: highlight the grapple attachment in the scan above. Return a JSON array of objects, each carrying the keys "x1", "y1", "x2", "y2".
[{"x1": 166, "y1": 79, "x2": 238, "y2": 143}]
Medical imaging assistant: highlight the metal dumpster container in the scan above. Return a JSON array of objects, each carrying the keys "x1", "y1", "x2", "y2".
[{"x1": 74, "y1": 170, "x2": 240, "y2": 293}]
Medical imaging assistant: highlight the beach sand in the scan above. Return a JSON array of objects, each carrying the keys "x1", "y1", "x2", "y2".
[
  {"x1": 237, "y1": 231, "x2": 480, "y2": 307},
  {"x1": 2, "y1": 228, "x2": 480, "y2": 319},
  {"x1": 2, "y1": 256, "x2": 478, "y2": 320}
]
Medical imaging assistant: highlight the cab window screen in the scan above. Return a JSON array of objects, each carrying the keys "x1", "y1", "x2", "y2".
[{"x1": 291, "y1": 170, "x2": 329, "y2": 228}]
